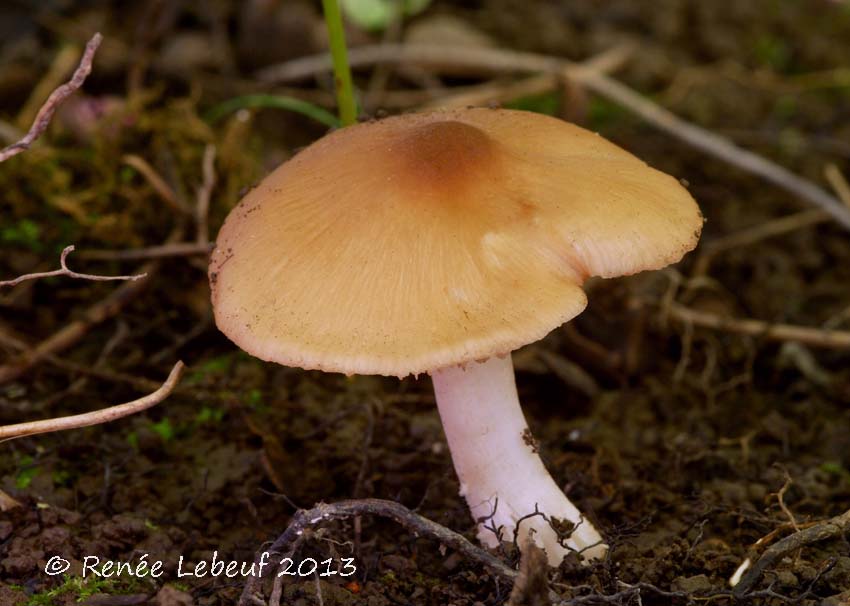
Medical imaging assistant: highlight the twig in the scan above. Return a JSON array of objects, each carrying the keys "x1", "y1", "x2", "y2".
[
  {"x1": 15, "y1": 45, "x2": 82, "y2": 130},
  {"x1": 364, "y1": 6, "x2": 405, "y2": 112},
  {"x1": 0, "y1": 361, "x2": 184, "y2": 442},
  {"x1": 78, "y1": 242, "x2": 214, "y2": 261},
  {"x1": 257, "y1": 43, "x2": 850, "y2": 230},
  {"x1": 122, "y1": 154, "x2": 192, "y2": 215},
  {"x1": 421, "y1": 74, "x2": 557, "y2": 110},
  {"x1": 558, "y1": 582, "x2": 692, "y2": 605},
  {"x1": 537, "y1": 350, "x2": 600, "y2": 398},
  {"x1": 0, "y1": 227, "x2": 183, "y2": 385},
  {"x1": 0, "y1": 246, "x2": 147, "y2": 288},
  {"x1": 774, "y1": 469, "x2": 800, "y2": 532},
  {"x1": 256, "y1": 44, "x2": 564, "y2": 83},
  {"x1": 42, "y1": 356, "x2": 164, "y2": 392},
  {"x1": 239, "y1": 498, "x2": 516, "y2": 605},
  {"x1": 0, "y1": 490, "x2": 21, "y2": 511},
  {"x1": 506, "y1": 542, "x2": 551, "y2": 606},
  {"x1": 149, "y1": 316, "x2": 212, "y2": 365},
  {"x1": 733, "y1": 508, "x2": 850, "y2": 595},
  {"x1": 577, "y1": 70, "x2": 850, "y2": 230},
  {"x1": 0, "y1": 331, "x2": 165, "y2": 391},
  {"x1": 752, "y1": 520, "x2": 821, "y2": 555},
  {"x1": 195, "y1": 145, "x2": 217, "y2": 245},
  {"x1": 560, "y1": 574, "x2": 835, "y2": 605},
  {"x1": 692, "y1": 209, "x2": 827, "y2": 276},
  {"x1": 420, "y1": 43, "x2": 634, "y2": 111},
  {"x1": 668, "y1": 302, "x2": 850, "y2": 349},
  {"x1": 825, "y1": 163, "x2": 850, "y2": 207},
  {"x1": 0, "y1": 33, "x2": 102, "y2": 163},
  {"x1": 268, "y1": 573, "x2": 284, "y2": 606}
]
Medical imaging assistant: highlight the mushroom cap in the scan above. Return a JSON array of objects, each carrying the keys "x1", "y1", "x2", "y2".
[{"x1": 210, "y1": 108, "x2": 702, "y2": 377}]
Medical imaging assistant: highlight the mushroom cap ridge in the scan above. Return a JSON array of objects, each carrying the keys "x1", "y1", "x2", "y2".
[{"x1": 210, "y1": 108, "x2": 702, "y2": 377}]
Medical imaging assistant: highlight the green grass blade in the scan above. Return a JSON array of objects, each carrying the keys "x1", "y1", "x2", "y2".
[{"x1": 205, "y1": 95, "x2": 341, "y2": 128}]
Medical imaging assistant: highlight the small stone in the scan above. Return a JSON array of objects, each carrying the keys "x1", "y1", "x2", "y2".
[
  {"x1": 747, "y1": 483, "x2": 767, "y2": 502},
  {"x1": 824, "y1": 556, "x2": 850, "y2": 590},
  {"x1": 381, "y1": 554, "x2": 416, "y2": 572},
  {"x1": 442, "y1": 552, "x2": 463, "y2": 571},
  {"x1": 822, "y1": 590, "x2": 850, "y2": 606},
  {"x1": 156, "y1": 585, "x2": 193, "y2": 606},
  {"x1": 797, "y1": 564, "x2": 819, "y2": 582},
  {"x1": 39, "y1": 526, "x2": 71, "y2": 552},
  {"x1": 672, "y1": 574, "x2": 714, "y2": 594},
  {"x1": 0, "y1": 586, "x2": 26, "y2": 606},
  {"x1": 0, "y1": 521, "x2": 12, "y2": 541},
  {"x1": 774, "y1": 569, "x2": 798, "y2": 586},
  {"x1": 1, "y1": 555, "x2": 38, "y2": 577}
]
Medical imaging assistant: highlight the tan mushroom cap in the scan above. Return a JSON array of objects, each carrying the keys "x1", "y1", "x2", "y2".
[{"x1": 210, "y1": 108, "x2": 702, "y2": 377}]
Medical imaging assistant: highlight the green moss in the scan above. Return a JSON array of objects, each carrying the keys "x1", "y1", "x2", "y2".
[
  {"x1": 126, "y1": 431, "x2": 139, "y2": 451},
  {"x1": 186, "y1": 353, "x2": 236, "y2": 384},
  {"x1": 505, "y1": 91, "x2": 561, "y2": 116},
  {"x1": 24, "y1": 574, "x2": 153, "y2": 605},
  {"x1": 15, "y1": 456, "x2": 38, "y2": 490},
  {"x1": 753, "y1": 34, "x2": 791, "y2": 71},
  {"x1": 51, "y1": 469, "x2": 73, "y2": 487},
  {"x1": 1, "y1": 219, "x2": 42, "y2": 252},
  {"x1": 821, "y1": 461, "x2": 850, "y2": 482},
  {"x1": 194, "y1": 406, "x2": 225, "y2": 425},
  {"x1": 587, "y1": 98, "x2": 628, "y2": 130},
  {"x1": 150, "y1": 418, "x2": 175, "y2": 442},
  {"x1": 773, "y1": 95, "x2": 798, "y2": 120},
  {"x1": 244, "y1": 388, "x2": 268, "y2": 413}
]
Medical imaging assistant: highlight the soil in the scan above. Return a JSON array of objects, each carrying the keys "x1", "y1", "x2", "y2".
[{"x1": 1, "y1": 1, "x2": 849, "y2": 605}]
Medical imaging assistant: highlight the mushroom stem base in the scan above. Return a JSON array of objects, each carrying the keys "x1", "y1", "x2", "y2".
[{"x1": 431, "y1": 354, "x2": 606, "y2": 565}]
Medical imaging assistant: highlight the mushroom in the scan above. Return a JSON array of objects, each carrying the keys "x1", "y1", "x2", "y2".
[{"x1": 209, "y1": 108, "x2": 702, "y2": 565}]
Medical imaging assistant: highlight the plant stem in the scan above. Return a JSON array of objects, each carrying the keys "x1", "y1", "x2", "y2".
[
  {"x1": 431, "y1": 355, "x2": 607, "y2": 565},
  {"x1": 321, "y1": 0, "x2": 357, "y2": 126}
]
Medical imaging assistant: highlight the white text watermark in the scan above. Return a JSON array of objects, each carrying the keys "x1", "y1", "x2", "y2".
[{"x1": 44, "y1": 552, "x2": 356, "y2": 579}]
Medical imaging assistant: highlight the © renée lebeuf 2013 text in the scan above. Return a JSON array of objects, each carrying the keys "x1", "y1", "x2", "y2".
[{"x1": 70, "y1": 552, "x2": 356, "y2": 579}]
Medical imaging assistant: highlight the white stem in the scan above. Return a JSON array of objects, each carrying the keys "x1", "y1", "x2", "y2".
[{"x1": 431, "y1": 354, "x2": 606, "y2": 565}]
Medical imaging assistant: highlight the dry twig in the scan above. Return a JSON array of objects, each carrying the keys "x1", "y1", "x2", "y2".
[
  {"x1": 0, "y1": 490, "x2": 21, "y2": 511},
  {"x1": 0, "y1": 361, "x2": 184, "y2": 442},
  {"x1": 774, "y1": 469, "x2": 800, "y2": 532},
  {"x1": 733, "y1": 508, "x2": 850, "y2": 595},
  {"x1": 825, "y1": 163, "x2": 850, "y2": 207},
  {"x1": 0, "y1": 227, "x2": 184, "y2": 384},
  {"x1": 195, "y1": 144, "x2": 217, "y2": 245},
  {"x1": 0, "y1": 329, "x2": 165, "y2": 391},
  {"x1": 79, "y1": 242, "x2": 214, "y2": 261},
  {"x1": 420, "y1": 43, "x2": 634, "y2": 111},
  {"x1": 668, "y1": 302, "x2": 850, "y2": 349},
  {"x1": 257, "y1": 43, "x2": 850, "y2": 229},
  {"x1": 122, "y1": 154, "x2": 192, "y2": 215},
  {"x1": 692, "y1": 209, "x2": 827, "y2": 276},
  {"x1": 0, "y1": 246, "x2": 146, "y2": 288},
  {"x1": 239, "y1": 498, "x2": 516, "y2": 605},
  {"x1": 0, "y1": 33, "x2": 102, "y2": 163},
  {"x1": 257, "y1": 44, "x2": 564, "y2": 82}
]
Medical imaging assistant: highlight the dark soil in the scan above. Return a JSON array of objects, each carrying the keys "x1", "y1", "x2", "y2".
[{"x1": 2, "y1": 1, "x2": 849, "y2": 605}]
